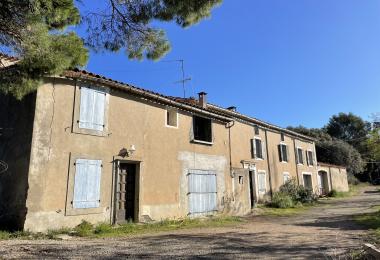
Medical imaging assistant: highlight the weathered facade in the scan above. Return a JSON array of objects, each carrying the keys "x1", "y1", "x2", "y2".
[{"x1": 0, "y1": 54, "x2": 349, "y2": 232}]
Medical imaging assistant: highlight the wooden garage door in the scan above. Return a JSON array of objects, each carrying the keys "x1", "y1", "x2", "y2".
[{"x1": 188, "y1": 170, "x2": 217, "y2": 215}]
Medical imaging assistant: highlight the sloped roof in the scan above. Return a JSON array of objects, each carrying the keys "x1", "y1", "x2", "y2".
[{"x1": 0, "y1": 53, "x2": 315, "y2": 141}]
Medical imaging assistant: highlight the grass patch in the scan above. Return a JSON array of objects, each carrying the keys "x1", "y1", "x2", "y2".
[
  {"x1": 257, "y1": 203, "x2": 317, "y2": 216},
  {"x1": 327, "y1": 184, "x2": 366, "y2": 199},
  {"x1": 354, "y1": 209, "x2": 380, "y2": 244},
  {"x1": 0, "y1": 215, "x2": 242, "y2": 240}
]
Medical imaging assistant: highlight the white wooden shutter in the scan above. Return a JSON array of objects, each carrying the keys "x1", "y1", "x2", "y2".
[
  {"x1": 258, "y1": 173, "x2": 266, "y2": 193},
  {"x1": 251, "y1": 139, "x2": 256, "y2": 159},
  {"x1": 79, "y1": 86, "x2": 106, "y2": 131},
  {"x1": 73, "y1": 159, "x2": 102, "y2": 209},
  {"x1": 188, "y1": 170, "x2": 217, "y2": 215}
]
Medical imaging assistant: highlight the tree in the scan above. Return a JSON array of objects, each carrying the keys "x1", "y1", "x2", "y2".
[
  {"x1": 0, "y1": 0, "x2": 222, "y2": 99},
  {"x1": 288, "y1": 125, "x2": 365, "y2": 176},
  {"x1": 325, "y1": 112, "x2": 371, "y2": 154},
  {"x1": 317, "y1": 139, "x2": 364, "y2": 176}
]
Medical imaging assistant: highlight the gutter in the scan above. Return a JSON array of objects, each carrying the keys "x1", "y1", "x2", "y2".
[{"x1": 208, "y1": 104, "x2": 316, "y2": 142}]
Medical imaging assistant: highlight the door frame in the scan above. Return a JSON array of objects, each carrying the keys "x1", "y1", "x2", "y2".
[{"x1": 112, "y1": 159, "x2": 141, "y2": 224}]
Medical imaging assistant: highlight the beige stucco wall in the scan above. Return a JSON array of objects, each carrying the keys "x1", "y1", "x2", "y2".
[
  {"x1": 24, "y1": 78, "x2": 233, "y2": 231},
  {"x1": 318, "y1": 165, "x2": 349, "y2": 193},
  {"x1": 22, "y1": 77, "x2": 320, "y2": 232}
]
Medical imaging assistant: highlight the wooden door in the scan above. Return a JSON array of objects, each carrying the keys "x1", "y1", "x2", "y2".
[{"x1": 116, "y1": 163, "x2": 136, "y2": 222}]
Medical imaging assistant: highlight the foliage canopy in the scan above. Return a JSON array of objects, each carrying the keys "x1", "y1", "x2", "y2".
[{"x1": 0, "y1": 0, "x2": 222, "y2": 99}]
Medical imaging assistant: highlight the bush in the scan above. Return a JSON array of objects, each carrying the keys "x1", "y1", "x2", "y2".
[
  {"x1": 347, "y1": 174, "x2": 360, "y2": 185},
  {"x1": 74, "y1": 220, "x2": 94, "y2": 237},
  {"x1": 328, "y1": 189, "x2": 338, "y2": 197},
  {"x1": 94, "y1": 223, "x2": 113, "y2": 234},
  {"x1": 269, "y1": 178, "x2": 318, "y2": 208},
  {"x1": 271, "y1": 192, "x2": 294, "y2": 208}
]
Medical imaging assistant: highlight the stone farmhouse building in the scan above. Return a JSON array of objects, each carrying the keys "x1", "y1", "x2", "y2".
[{"x1": 0, "y1": 54, "x2": 348, "y2": 232}]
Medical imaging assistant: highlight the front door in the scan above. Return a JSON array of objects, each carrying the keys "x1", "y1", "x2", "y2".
[
  {"x1": 248, "y1": 170, "x2": 255, "y2": 208},
  {"x1": 116, "y1": 163, "x2": 137, "y2": 223}
]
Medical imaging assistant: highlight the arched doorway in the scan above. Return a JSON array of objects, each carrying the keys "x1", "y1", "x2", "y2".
[{"x1": 317, "y1": 171, "x2": 329, "y2": 195}]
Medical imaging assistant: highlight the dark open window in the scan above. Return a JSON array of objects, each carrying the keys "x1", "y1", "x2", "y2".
[{"x1": 193, "y1": 116, "x2": 212, "y2": 143}]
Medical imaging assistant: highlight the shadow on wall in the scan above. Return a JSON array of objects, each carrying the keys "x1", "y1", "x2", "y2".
[{"x1": 0, "y1": 93, "x2": 36, "y2": 230}]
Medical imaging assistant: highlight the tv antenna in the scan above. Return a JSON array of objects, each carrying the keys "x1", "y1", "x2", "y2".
[{"x1": 162, "y1": 59, "x2": 191, "y2": 98}]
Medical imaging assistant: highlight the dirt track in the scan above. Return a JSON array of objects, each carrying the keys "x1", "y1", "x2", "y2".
[{"x1": 0, "y1": 186, "x2": 378, "y2": 259}]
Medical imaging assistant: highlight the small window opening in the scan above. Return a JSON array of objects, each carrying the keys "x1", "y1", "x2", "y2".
[
  {"x1": 166, "y1": 108, "x2": 178, "y2": 127},
  {"x1": 254, "y1": 126, "x2": 260, "y2": 135},
  {"x1": 238, "y1": 176, "x2": 244, "y2": 184},
  {"x1": 193, "y1": 116, "x2": 212, "y2": 143},
  {"x1": 281, "y1": 133, "x2": 285, "y2": 141}
]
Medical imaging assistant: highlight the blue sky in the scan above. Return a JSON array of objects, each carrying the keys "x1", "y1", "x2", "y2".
[{"x1": 77, "y1": 1, "x2": 380, "y2": 128}]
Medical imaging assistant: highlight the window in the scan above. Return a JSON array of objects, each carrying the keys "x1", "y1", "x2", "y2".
[
  {"x1": 306, "y1": 150, "x2": 314, "y2": 166},
  {"x1": 73, "y1": 159, "x2": 102, "y2": 209},
  {"x1": 297, "y1": 148, "x2": 304, "y2": 164},
  {"x1": 166, "y1": 108, "x2": 178, "y2": 128},
  {"x1": 303, "y1": 173, "x2": 313, "y2": 190},
  {"x1": 238, "y1": 176, "x2": 244, "y2": 184},
  {"x1": 79, "y1": 86, "x2": 107, "y2": 131},
  {"x1": 251, "y1": 138, "x2": 264, "y2": 159},
  {"x1": 257, "y1": 171, "x2": 266, "y2": 194},
  {"x1": 254, "y1": 126, "x2": 260, "y2": 135},
  {"x1": 281, "y1": 133, "x2": 285, "y2": 141},
  {"x1": 193, "y1": 116, "x2": 212, "y2": 143},
  {"x1": 188, "y1": 170, "x2": 217, "y2": 215},
  {"x1": 278, "y1": 143, "x2": 288, "y2": 162},
  {"x1": 283, "y1": 172, "x2": 290, "y2": 184}
]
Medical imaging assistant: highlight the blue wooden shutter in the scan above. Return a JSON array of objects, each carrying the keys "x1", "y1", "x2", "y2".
[
  {"x1": 79, "y1": 86, "x2": 106, "y2": 131},
  {"x1": 73, "y1": 159, "x2": 102, "y2": 209}
]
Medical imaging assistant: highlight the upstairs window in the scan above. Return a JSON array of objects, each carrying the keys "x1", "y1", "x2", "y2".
[
  {"x1": 193, "y1": 116, "x2": 212, "y2": 143},
  {"x1": 254, "y1": 126, "x2": 260, "y2": 135},
  {"x1": 251, "y1": 138, "x2": 264, "y2": 159},
  {"x1": 278, "y1": 143, "x2": 288, "y2": 162},
  {"x1": 281, "y1": 133, "x2": 285, "y2": 141},
  {"x1": 166, "y1": 108, "x2": 178, "y2": 128},
  {"x1": 306, "y1": 150, "x2": 314, "y2": 166},
  {"x1": 79, "y1": 86, "x2": 107, "y2": 132},
  {"x1": 297, "y1": 148, "x2": 304, "y2": 164}
]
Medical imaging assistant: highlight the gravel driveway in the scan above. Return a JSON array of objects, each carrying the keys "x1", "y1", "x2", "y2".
[{"x1": 0, "y1": 186, "x2": 378, "y2": 259}]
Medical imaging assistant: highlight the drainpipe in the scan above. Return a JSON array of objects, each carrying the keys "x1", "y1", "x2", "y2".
[
  {"x1": 264, "y1": 129, "x2": 273, "y2": 198},
  {"x1": 226, "y1": 121, "x2": 235, "y2": 200},
  {"x1": 292, "y1": 137, "x2": 300, "y2": 185}
]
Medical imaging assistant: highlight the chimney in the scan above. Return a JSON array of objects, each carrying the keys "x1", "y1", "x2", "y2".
[
  {"x1": 227, "y1": 106, "x2": 237, "y2": 112},
  {"x1": 198, "y1": 92, "x2": 207, "y2": 108}
]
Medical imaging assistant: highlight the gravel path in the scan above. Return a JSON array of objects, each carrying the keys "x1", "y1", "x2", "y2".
[{"x1": 0, "y1": 186, "x2": 379, "y2": 259}]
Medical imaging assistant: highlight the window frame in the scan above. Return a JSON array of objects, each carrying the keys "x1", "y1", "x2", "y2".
[
  {"x1": 283, "y1": 172, "x2": 291, "y2": 184},
  {"x1": 306, "y1": 149, "x2": 315, "y2": 166},
  {"x1": 296, "y1": 147, "x2": 304, "y2": 165},
  {"x1": 72, "y1": 84, "x2": 110, "y2": 137},
  {"x1": 191, "y1": 115, "x2": 213, "y2": 145},
  {"x1": 165, "y1": 107, "x2": 179, "y2": 128},
  {"x1": 251, "y1": 137, "x2": 264, "y2": 160},
  {"x1": 279, "y1": 143, "x2": 289, "y2": 163}
]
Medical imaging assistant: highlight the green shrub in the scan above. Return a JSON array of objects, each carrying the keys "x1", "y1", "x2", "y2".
[
  {"x1": 94, "y1": 223, "x2": 113, "y2": 234},
  {"x1": 74, "y1": 220, "x2": 94, "y2": 237},
  {"x1": 279, "y1": 179, "x2": 300, "y2": 201},
  {"x1": 328, "y1": 189, "x2": 338, "y2": 197},
  {"x1": 271, "y1": 192, "x2": 294, "y2": 208}
]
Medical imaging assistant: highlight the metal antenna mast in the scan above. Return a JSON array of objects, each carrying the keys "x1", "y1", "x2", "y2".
[{"x1": 162, "y1": 59, "x2": 191, "y2": 98}]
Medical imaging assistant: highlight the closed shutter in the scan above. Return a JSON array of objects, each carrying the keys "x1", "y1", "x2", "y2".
[
  {"x1": 251, "y1": 139, "x2": 256, "y2": 159},
  {"x1": 258, "y1": 172, "x2": 266, "y2": 193},
  {"x1": 278, "y1": 145, "x2": 282, "y2": 161},
  {"x1": 255, "y1": 139, "x2": 262, "y2": 159},
  {"x1": 73, "y1": 159, "x2": 102, "y2": 209},
  {"x1": 79, "y1": 86, "x2": 106, "y2": 131},
  {"x1": 188, "y1": 170, "x2": 217, "y2": 215}
]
